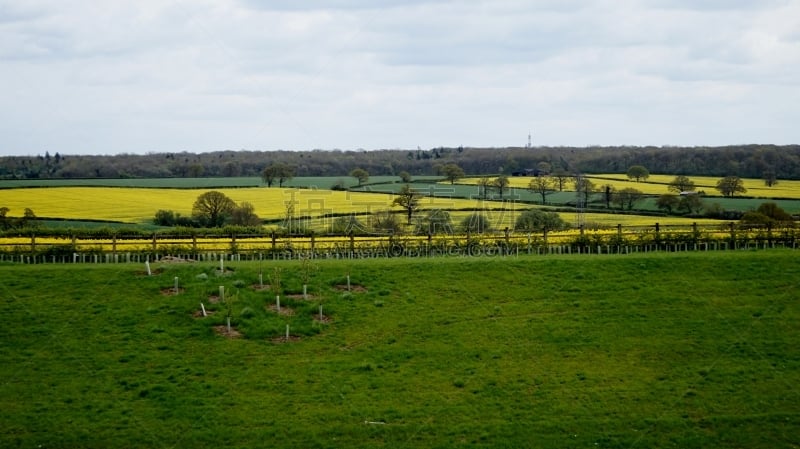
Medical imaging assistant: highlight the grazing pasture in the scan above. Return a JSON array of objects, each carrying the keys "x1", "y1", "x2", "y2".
[{"x1": 1, "y1": 251, "x2": 798, "y2": 448}]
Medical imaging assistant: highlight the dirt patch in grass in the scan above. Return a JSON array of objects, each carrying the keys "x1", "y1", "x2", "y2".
[
  {"x1": 251, "y1": 284, "x2": 270, "y2": 291},
  {"x1": 271, "y1": 335, "x2": 302, "y2": 344},
  {"x1": 208, "y1": 295, "x2": 220, "y2": 303},
  {"x1": 136, "y1": 268, "x2": 164, "y2": 276},
  {"x1": 213, "y1": 325, "x2": 241, "y2": 339},
  {"x1": 158, "y1": 256, "x2": 195, "y2": 263},
  {"x1": 267, "y1": 304, "x2": 295, "y2": 316},
  {"x1": 334, "y1": 284, "x2": 367, "y2": 293},
  {"x1": 313, "y1": 314, "x2": 333, "y2": 324},
  {"x1": 160, "y1": 287, "x2": 185, "y2": 296},
  {"x1": 192, "y1": 310, "x2": 216, "y2": 318}
]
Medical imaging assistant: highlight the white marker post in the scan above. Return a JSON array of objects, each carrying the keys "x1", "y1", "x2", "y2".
[
  {"x1": 303, "y1": 284, "x2": 308, "y2": 300},
  {"x1": 285, "y1": 324, "x2": 289, "y2": 341},
  {"x1": 219, "y1": 285, "x2": 225, "y2": 303},
  {"x1": 145, "y1": 261, "x2": 151, "y2": 276},
  {"x1": 276, "y1": 296, "x2": 280, "y2": 312},
  {"x1": 174, "y1": 276, "x2": 179, "y2": 294},
  {"x1": 200, "y1": 303, "x2": 207, "y2": 317},
  {"x1": 346, "y1": 275, "x2": 351, "y2": 292}
]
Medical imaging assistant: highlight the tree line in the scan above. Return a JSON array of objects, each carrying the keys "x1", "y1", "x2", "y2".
[{"x1": 3, "y1": 145, "x2": 799, "y2": 180}]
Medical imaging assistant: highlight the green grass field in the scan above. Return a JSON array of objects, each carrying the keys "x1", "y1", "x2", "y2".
[{"x1": 1, "y1": 251, "x2": 798, "y2": 448}]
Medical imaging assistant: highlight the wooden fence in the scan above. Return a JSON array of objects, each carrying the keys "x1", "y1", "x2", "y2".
[{"x1": 0, "y1": 223, "x2": 797, "y2": 264}]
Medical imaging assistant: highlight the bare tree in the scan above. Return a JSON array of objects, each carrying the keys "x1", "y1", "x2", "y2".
[
  {"x1": 392, "y1": 184, "x2": 422, "y2": 225},
  {"x1": 528, "y1": 176, "x2": 555, "y2": 204}
]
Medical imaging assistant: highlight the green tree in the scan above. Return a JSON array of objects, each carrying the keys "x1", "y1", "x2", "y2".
[
  {"x1": 415, "y1": 209, "x2": 453, "y2": 235},
  {"x1": 461, "y1": 213, "x2": 491, "y2": 234},
  {"x1": 192, "y1": 191, "x2": 236, "y2": 227},
  {"x1": 371, "y1": 210, "x2": 403, "y2": 235},
  {"x1": 573, "y1": 176, "x2": 596, "y2": 204},
  {"x1": 329, "y1": 214, "x2": 366, "y2": 235},
  {"x1": 528, "y1": 176, "x2": 555, "y2": 204},
  {"x1": 515, "y1": 209, "x2": 568, "y2": 232},
  {"x1": 741, "y1": 202, "x2": 794, "y2": 226},
  {"x1": 668, "y1": 175, "x2": 695, "y2": 193},
  {"x1": 477, "y1": 177, "x2": 493, "y2": 200},
  {"x1": 0, "y1": 207, "x2": 9, "y2": 230},
  {"x1": 551, "y1": 169, "x2": 570, "y2": 191},
  {"x1": 261, "y1": 163, "x2": 294, "y2": 187},
  {"x1": 187, "y1": 163, "x2": 205, "y2": 178},
  {"x1": 441, "y1": 163, "x2": 465, "y2": 184},
  {"x1": 392, "y1": 184, "x2": 422, "y2": 225},
  {"x1": 678, "y1": 194, "x2": 704, "y2": 215},
  {"x1": 398, "y1": 171, "x2": 412, "y2": 183},
  {"x1": 763, "y1": 169, "x2": 778, "y2": 187},
  {"x1": 655, "y1": 194, "x2": 679, "y2": 214},
  {"x1": 613, "y1": 188, "x2": 644, "y2": 210},
  {"x1": 715, "y1": 176, "x2": 747, "y2": 197},
  {"x1": 626, "y1": 165, "x2": 650, "y2": 182},
  {"x1": 350, "y1": 168, "x2": 369, "y2": 186},
  {"x1": 230, "y1": 202, "x2": 260, "y2": 226},
  {"x1": 21, "y1": 208, "x2": 37, "y2": 228},
  {"x1": 493, "y1": 175, "x2": 510, "y2": 199}
]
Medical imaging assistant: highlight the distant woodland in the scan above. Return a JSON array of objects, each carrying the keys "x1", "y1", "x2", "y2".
[{"x1": 2, "y1": 145, "x2": 799, "y2": 180}]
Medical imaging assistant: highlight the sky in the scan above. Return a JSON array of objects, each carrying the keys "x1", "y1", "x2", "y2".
[{"x1": 1, "y1": 0, "x2": 798, "y2": 156}]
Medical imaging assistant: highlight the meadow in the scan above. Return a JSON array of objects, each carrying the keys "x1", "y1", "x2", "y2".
[{"x1": 1, "y1": 251, "x2": 798, "y2": 448}]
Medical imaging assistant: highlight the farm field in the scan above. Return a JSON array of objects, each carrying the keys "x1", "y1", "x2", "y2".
[
  {"x1": 1, "y1": 251, "x2": 798, "y2": 448},
  {"x1": 0, "y1": 187, "x2": 510, "y2": 224},
  {"x1": 0, "y1": 176, "x2": 438, "y2": 190},
  {"x1": 458, "y1": 175, "x2": 800, "y2": 199}
]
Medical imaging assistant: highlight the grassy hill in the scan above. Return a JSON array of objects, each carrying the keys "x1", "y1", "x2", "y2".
[{"x1": 1, "y1": 251, "x2": 798, "y2": 448}]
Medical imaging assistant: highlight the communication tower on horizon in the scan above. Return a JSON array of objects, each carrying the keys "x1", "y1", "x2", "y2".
[{"x1": 527, "y1": 132, "x2": 532, "y2": 148}]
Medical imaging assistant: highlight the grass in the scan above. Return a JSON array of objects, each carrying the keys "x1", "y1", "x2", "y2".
[{"x1": 1, "y1": 251, "x2": 798, "y2": 448}]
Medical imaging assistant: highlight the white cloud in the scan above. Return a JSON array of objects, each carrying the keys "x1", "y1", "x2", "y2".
[{"x1": 0, "y1": 0, "x2": 797, "y2": 155}]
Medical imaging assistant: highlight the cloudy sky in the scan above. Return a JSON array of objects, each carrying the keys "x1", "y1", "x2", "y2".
[{"x1": 1, "y1": 0, "x2": 798, "y2": 156}]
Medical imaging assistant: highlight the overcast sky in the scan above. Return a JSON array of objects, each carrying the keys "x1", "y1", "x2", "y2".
[{"x1": 1, "y1": 0, "x2": 798, "y2": 156}]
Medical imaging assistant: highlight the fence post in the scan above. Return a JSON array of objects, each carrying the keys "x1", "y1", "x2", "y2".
[
  {"x1": 271, "y1": 232, "x2": 277, "y2": 251},
  {"x1": 30, "y1": 234, "x2": 36, "y2": 254},
  {"x1": 349, "y1": 231, "x2": 355, "y2": 258},
  {"x1": 112, "y1": 235, "x2": 117, "y2": 257},
  {"x1": 729, "y1": 222, "x2": 736, "y2": 250},
  {"x1": 192, "y1": 235, "x2": 197, "y2": 253},
  {"x1": 152, "y1": 233, "x2": 157, "y2": 252}
]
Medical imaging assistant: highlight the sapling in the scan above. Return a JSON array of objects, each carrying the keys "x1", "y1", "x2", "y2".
[
  {"x1": 270, "y1": 267, "x2": 283, "y2": 311},
  {"x1": 299, "y1": 256, "x2": 317, "y2": 300}
]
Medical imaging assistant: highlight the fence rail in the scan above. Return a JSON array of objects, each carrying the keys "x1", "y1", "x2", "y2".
[{"x1": 0, "y1": 223, "x2": 797, "y2": 264}]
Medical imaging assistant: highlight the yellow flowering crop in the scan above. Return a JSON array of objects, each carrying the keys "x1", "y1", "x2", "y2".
[{"x1": 0, "y1": 187, "x2": 511, "y2": 224}]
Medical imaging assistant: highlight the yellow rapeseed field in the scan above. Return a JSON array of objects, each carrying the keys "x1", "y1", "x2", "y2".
[
  {"x1": 0, "y1": 187, "x2": 511, "y2": 224},
  {"x1": 457, "y1": 175, "x2": 800, "y2": 198},
  {"x1": 587, "y1": 174, "x2": 800, "y2": 198}
]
